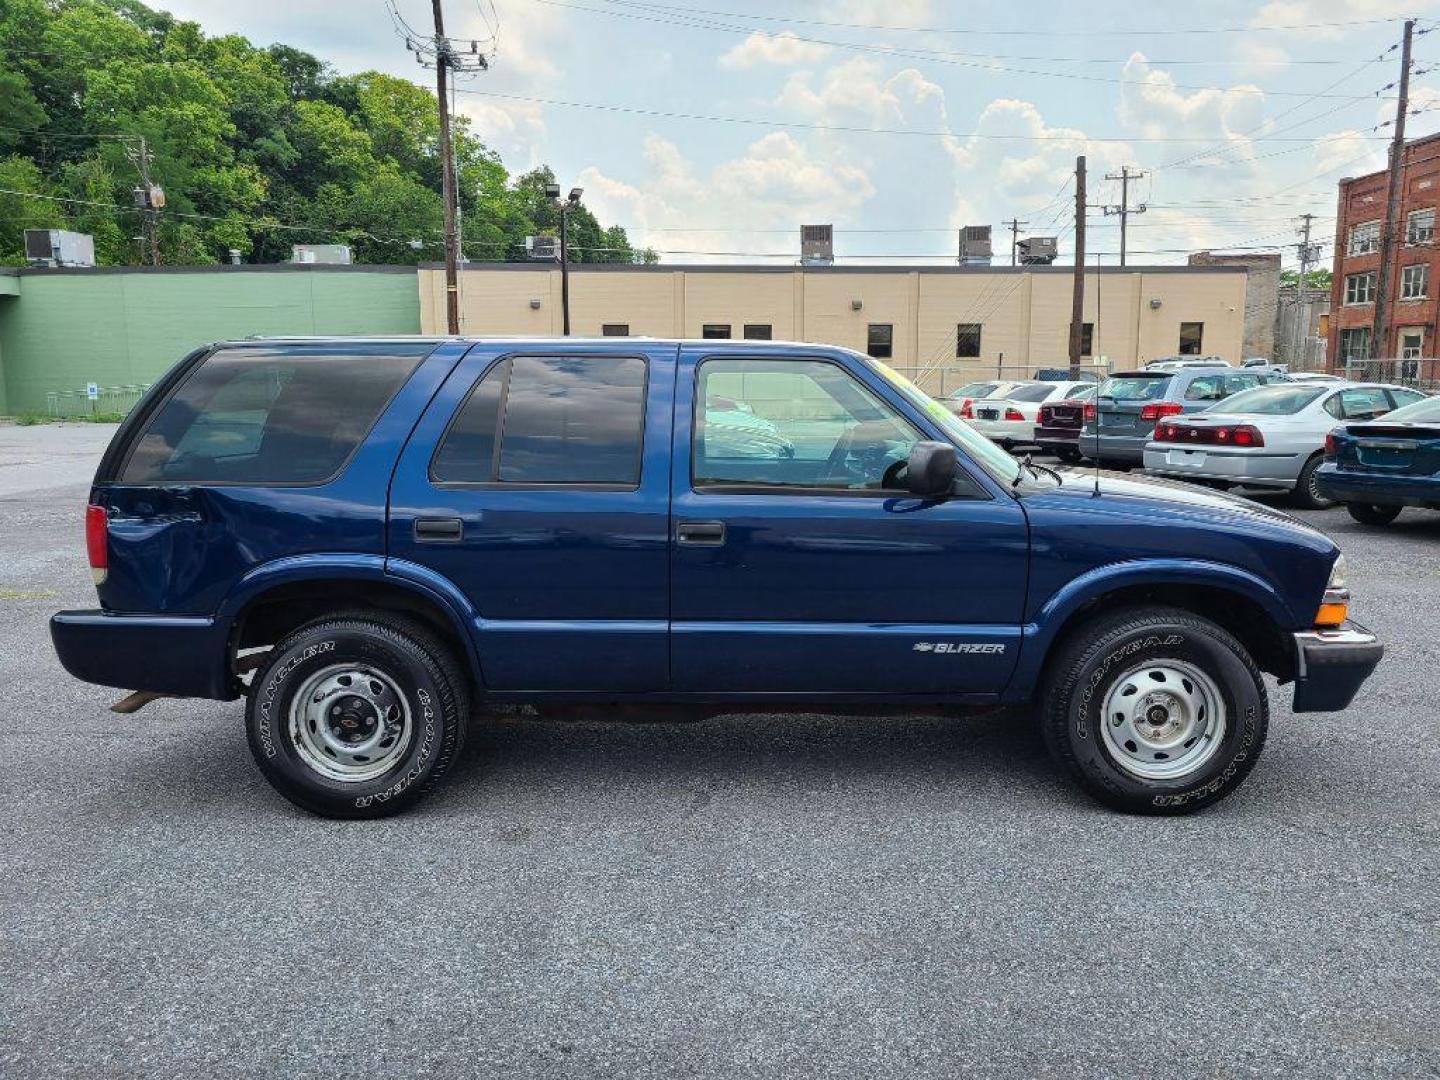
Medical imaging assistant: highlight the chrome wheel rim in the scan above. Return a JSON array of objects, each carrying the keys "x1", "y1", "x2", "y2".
[
  {"x1": 288, "y1": 664, "x2": 413, "y2": 783},
  {"x1": 1099, "y1": 659, "x2": 1227, "y2": 781}
]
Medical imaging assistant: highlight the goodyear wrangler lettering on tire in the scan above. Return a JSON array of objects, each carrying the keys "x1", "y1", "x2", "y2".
[
  {"x1": 245, "y1": 618, "x2": 466, "y2": 820},
  {"x1": 1075, "y1": 634, "x2": 1183, "y2": 741},
  {"x1": 256, "y1": 641, "x2": 335, "y2": 759},
  {"x1": 1149, "y1": 705, "x2": 1258, "y2": 808}
]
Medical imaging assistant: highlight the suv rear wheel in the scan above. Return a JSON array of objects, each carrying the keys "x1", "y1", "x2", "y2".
[
  {"x1": 1041, "y1": 606, "x2": 1268, "y2": 814},
  {"x1": 245, "y1": 615, "x2": 468, "y2": 818},
  {"x1": 1346, "y1": 502, "x2": 1402, "y2": 526}
]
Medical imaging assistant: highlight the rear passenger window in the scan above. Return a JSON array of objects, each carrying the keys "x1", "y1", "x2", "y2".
[
  {"x1": 431, "y1": 355, "x2": 647, "y2": 486},
  {"x1": 121, "y1": 344, "x2": 431, "y2": 484}
]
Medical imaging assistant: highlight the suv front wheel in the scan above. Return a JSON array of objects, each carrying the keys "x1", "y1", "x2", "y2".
[
  {"x1": 1041, "y1": 606, "x2": 1268, "y2": 814},
  {"x1": 245, "y1": 615, "x2": 469, "y2": 818}
]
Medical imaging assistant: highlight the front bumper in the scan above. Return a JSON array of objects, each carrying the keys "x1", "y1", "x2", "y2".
[
  {"x1": 1315, "y1": 464, "x2": 1440, "y2": 508},
  {"x1": 1291, "y1": 621, "x2": 1383, "y2": 713},
  {"x1": 50, "y1": 610, "x2": 238, "y2": 700}
]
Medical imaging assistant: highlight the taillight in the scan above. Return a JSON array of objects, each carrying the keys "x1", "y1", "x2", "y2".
[
  {"x1": 959, "y1": 401, "x2": 974, "y2": 419},
  {"x1": 1138, "y1": 401, "x2": 1184, "y2": 422},
  {"x1": 1324, "y1": 429, "x2": 1338, "y2": 460},
  {"x1": 85, "y1": 503, "x2": 108, "y2": 585},
  {"x1": 1083, "y1": 401, "x2": 1097, "y2": 422},
  {"x1": 1039, "y1": 405, "x2": 1053, "y2": 423},
  {"x1": 1004, "y1": 407, "x2": 1025, "y2": 421},
  {"x1": 1155, "y1": 424, "x2": 1264, "y2": 447}
]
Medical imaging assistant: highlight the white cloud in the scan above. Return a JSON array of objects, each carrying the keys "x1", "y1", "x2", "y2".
[
  {"x1": 775, "y1": 57, "x2": 946, "y2": 127},
  {"x1": 1117, "y1": 53, "x2": 1265, "y2": 168},
  {"x1": 718, "y1": 30, "x2": 831, "y2": 70},
  {"x1": 577, "y1": 132, "x2": 874, "y2": 262},
  {"x1": 1312, "y1": 130, "x2": 1381, "y2": 175},
  {"x1": 1250, "y1": 0, "x2": 1439, "y2": 40}
]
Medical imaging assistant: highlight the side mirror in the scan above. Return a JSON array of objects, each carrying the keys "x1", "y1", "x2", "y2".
[{"x1": 905, "y1": 441, "x2": 957, "y2": 496}]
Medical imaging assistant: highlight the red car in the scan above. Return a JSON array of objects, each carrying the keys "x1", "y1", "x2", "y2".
[{"x1": 1035, "y1": 386, "x2": 1095, "y2": 462}]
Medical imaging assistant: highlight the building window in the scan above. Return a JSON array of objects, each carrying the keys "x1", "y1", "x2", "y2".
[
  {"x1": 1347, "y1": 220, "x2": 1380, "y2": 256},
  {"x1": 1080, "y1": 322, "x2": 1094, "y2": 357},
  {"x1": 1401, "y1": 264, "x2": 1428, "y2": 300},
  {"x1": 601, "y1": 324, "x2": 630, "y2": 337},
  {"x1": 742, "y1": 324, "x2": 772, "y2": 340},
  {"x1": 1338, "y1": 327, "x2": 1371, "y2": 362},
  {"x1": 1344, "y1": 271, "x2": 1377, "y2": 305},
  {"x1": 1178, "y1": 322, "x2": 1204, "y2": 355},
  {"x1": 1407, "y1": 208, "x2": 1435, "y2": 246},
  {"x1": 955, "y1": 323, "x2": 982, "y2": 359},
  {"x1": 867, "y1": 323, "x2": 894, "y2": 359},
  {"x1": 1400, "y1": 329, "x2": 1424, "y2": 359},
  {"x1": 702, "y1": 324, "x2": 731, "y2": 339}
]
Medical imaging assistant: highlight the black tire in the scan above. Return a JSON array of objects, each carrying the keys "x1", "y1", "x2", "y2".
[
  {"x1": 1040, "y1": 605, "x2": 1268, "y2": 815},
  {"x1": 1057, "y1": 447, "x2": 1083, "y2": 463},
  {"x1": 246, "y1": 615, "x2": 469, "y2": 819},
  {"x1": 1290, "y1": 453, "x2": 1335, "y2": 510},
  {"x1": 1346, "y1": 502, "x2": 1402, "y2": 526}
]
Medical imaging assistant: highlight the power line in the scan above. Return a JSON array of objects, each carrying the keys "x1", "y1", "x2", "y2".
[{"x1": 525, "y1": 0, "x2": 1402, "y2": 99}]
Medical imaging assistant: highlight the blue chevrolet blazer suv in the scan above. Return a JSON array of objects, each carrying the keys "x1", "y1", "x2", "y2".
[{"x1": 51, "y1": 337, "x2": 1383, "y2": 818}]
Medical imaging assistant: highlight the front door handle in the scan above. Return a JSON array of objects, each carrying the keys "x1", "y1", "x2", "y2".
[
  {"x1": 676, "y1": 520, "x2": 726, "y2": 546},
  {"x1": 414, "y1": 517, "x2": 464, "y2": 543}
]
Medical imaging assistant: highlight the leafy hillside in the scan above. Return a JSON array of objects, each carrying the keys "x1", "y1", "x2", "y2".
[{"x1": 0, "y1": 0, "x2": 650, "y2": 266}]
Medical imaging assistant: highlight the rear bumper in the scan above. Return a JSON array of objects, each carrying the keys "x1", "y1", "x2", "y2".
[
  {"x1": 1291, "y1": 622, "x2": 1383, "y2": 714},
  {"x1": 1078, "y1": 431, "x2": 1146, "y2": 464},
  {"x1": 1142, "y1": 447, "x2": 1302, "y2": 489},
  {"x1": 968, "y1": 418, "x2": 1035, "y2": 443},
  {"x1": 1315, "y1": 464, "x2": 1440, "y2": 508},
  {"x1": 50, "y1": 610, "x2": 237, "y2": 700},
  {"x1": 1034, "y1": 425, "x2": 1081, "y2": 449}
]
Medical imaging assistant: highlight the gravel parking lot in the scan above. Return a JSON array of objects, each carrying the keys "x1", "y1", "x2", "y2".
[{"x1": 2, "y1": 423, "x2": 1438, "y2": 1078}]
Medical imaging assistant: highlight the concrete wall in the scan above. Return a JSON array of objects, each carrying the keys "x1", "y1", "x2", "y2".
[
  {"x1": 0, "y1": 266, "x2": 420, "y2": 414},
  {"x1": 1187, "y1": 251, "x2": 1281, "y2": 359},
  {"x1": 421, "y1": 263, "x2": 1249, "y2": 392}
]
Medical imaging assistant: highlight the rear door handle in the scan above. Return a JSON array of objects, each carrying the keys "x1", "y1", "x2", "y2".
[
  {"x1": 414, "y1": 517, "x2": 464, "y2": 543},
  {"x1": 676, "y1": 520, "x2": 725, "y2": 546}
]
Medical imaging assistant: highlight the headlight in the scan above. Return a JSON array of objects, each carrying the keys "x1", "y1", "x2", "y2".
[{"x1": 1316, "y1": 554, "x2": 1350, "y2": 628}]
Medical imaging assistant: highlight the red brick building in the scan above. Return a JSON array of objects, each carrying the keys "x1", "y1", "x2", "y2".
[{"x1": 1329, "y1": 131, "x2": 1440, "y2": 368}]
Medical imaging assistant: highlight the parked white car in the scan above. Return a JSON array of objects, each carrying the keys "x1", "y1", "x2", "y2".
[
  {"x1": 1142, "y1": 381, "x2": 1428, "y2": 507},
  {"x1": 964, "y1": 381, "x2": 1095, "y2": 448},
  {"x1": 943, "y1": 380, "x2": 1029, "y2": 416}
]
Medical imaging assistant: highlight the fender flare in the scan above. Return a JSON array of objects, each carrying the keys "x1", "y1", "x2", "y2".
[
  {"x1": 1005, "y1": 558, "x2": 1296, "y2": 699},
  {"x1": 218, "y1": 554, "x2": 485, "y2": 685}
]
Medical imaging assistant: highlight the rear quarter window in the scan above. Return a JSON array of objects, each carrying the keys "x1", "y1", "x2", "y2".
[{"x1": 120, "y1": 343, "x2": 432, "y2": 485}]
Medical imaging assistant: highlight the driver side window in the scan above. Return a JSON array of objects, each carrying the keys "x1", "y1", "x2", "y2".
[{"x1": 693, "y1": 358, "x2": 919, "y2": 491}]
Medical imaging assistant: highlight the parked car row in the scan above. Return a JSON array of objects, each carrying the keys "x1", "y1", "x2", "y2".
[{"x1": 951, "y1": 364, "x2": 1437, "y2": 522}]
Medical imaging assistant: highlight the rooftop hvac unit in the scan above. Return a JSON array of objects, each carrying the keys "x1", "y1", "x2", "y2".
[
  {"x1": 292, "y1": 244, "x2": 352, "y2": 265},
  {"x1": 24, "y1": 229, "x2": 96, "y2": 268},
  {"x1": 1017, "y1": 236, "x2": 1058, "y2": 265},
  {"x1": 526, "y1": 235, "x2": 559, "y2": 260},
  {"x1": 958, "y1": 225, "x2": 993, "y2": 265},
  {"x1": 801, "y1": 224, "x2": 834, "y2": 265}
]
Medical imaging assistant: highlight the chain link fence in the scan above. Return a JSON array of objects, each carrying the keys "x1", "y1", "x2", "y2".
[
  {"x1": 45, "y1": 383, "x2": 150, "y2": 419},
  {"x1": 1339, "y1": 357, "x2": 1440, "y2": 391}
]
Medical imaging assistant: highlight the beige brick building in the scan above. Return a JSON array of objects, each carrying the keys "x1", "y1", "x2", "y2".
[{"x1": 418, "y1": 263, "x2": 1249, "y2": 394}]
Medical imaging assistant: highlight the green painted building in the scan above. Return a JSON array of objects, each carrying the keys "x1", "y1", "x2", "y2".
[{"x1": 0, "y1": 265, "x2": 422, "y2": 415}]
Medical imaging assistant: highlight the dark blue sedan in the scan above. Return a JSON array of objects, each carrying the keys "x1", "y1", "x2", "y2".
[{"x1": 1318, "y1": 394, "x2": 1440, "y2": 524}]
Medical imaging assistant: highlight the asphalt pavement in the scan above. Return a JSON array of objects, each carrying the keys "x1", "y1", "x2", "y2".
[{"x1": 1, "y1": 423, "x2": 1438, "y2": 1078}]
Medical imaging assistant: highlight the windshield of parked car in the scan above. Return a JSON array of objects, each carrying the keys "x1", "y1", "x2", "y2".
[
  {"x1": 950, "y1": 381, "x2": 996, "y2": 399},
  {"x1": 1099, "y1": 373, "x2": 1171, "y2": 400},
  {"x1": 1203, "y1": 384, "x2": 1325, "y2": 415},
  {"x1": 863, "y1": 358, "x2": 1024, "y2": 485},
  {"x1": 1006, "y1": 383, "x2": 1058, "y2": 403},
  {"x1": 1379, "y1": 395, "x2": 1440, "y2": 423}
]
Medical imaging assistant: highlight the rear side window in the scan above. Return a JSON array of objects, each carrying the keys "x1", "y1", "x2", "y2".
[
  {"x1": 431, "y1": 355, "x2": 647, "y2": 485},
  {"x1": 120, "y1": 344, "x2": 431, "y2": 484}
]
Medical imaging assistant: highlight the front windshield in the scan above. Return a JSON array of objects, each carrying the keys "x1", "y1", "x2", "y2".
[
  {"x1": 1380, "y1": 394, "x2": 1440, "y2": 422},
  {"x1": 863, "y1": 357, "x2": 1023, "y2": 484},
  {"x1": 1206, "y1": 384, "x2": 1324, "y2": 415}
]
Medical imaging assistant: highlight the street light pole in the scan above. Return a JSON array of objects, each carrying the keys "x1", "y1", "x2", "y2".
[{"x1": 548, "y1": 184, "x2": 583, "y2": 336}]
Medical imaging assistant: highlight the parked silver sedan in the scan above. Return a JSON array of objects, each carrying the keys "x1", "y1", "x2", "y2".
[{"x1": 1142, "y1": 381, "x2": 1428, "y2": 507}]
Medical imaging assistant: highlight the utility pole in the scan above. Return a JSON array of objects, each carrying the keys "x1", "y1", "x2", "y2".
[
  {"x1": 1103, "y1": 165, "x2": 1147, "y2": 268},
  {"x1": 431, "y1": 0, "x2": 461, "y2": 334},
  {"x1": 547, "y1": 184, "x2": 583, "y2": 335},
  {"x1": 1372, "y1": 18, "x2": 1415, "y2": 361},
  {"x1": 126, "y1": 136, "x2": 161, "y2": 267},
  {"x1": 1069, "y1": 155, "x2": 1087, "y2": 379},
  {"x1": 1294, "y1": 212, "x2": 1320, "y2": 367},
  {"x1": 1003, "y1": 217, "x2": 1029, "y2": 267}
]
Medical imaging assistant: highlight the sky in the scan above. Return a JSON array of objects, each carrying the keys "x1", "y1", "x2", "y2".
[{"x1": 152, "y1": 0, "x2": 1440, "y2": 268}]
